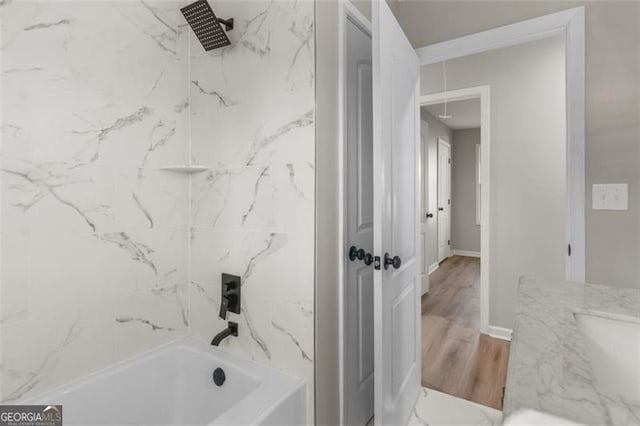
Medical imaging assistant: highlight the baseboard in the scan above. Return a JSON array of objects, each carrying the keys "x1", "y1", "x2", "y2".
[
  {"x1": 487, "y1": 326, "x2": 512, "y2": 341},
  {"x1": 428, "y1": 262, "x2": 439, "y2": 275},
  {"x1": 451, "y1": 250, "x2": 480, "y2": 258}
]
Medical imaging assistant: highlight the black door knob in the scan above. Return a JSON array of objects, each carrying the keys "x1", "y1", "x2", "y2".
[
  {"x1": 426, "y1": 213, "x2": 434, "y2": 218},
  {"x1": 364, "y1": 253, "x2": 374, "y2": 266},
  {"x1": 349, "y1": 246, "x2": 359, "y2": 261},
  {"x1": 349, "y1": 246, "x2": 373, "y2": 266},
  {"x1": 438, "y1": 207, "x2": 444, "y2": 211},
  {"x1": 383, "y1": 253, "x2": 402, "y2": 270}
]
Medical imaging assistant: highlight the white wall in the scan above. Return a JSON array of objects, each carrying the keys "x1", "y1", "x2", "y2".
[
  {"x1": 1, "y1": 0, "x2": 190, "y2": 401},
  {"x1": 398, "y1": 0, "x2": 640, "y2": 290},
  {"x1": 187, "y1": 1, "x2": 316, "y2": 421},
  {"x1": 451, "y1": 128, "x2": 481, "y2": 253},
  {"x1": 420, "y1": 109, "x2": 452, "y2": 269},
  {"x1": 422, "y1": 36, "x2": 566, "y2": 328}
]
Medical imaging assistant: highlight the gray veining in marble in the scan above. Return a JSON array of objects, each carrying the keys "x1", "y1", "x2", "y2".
[{"x1": 504, "y1": 277, "x2": 640, "y2": 425}]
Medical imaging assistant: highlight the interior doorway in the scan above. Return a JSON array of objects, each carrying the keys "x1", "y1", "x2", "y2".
[
  {"x1": 418, "y1": 94, "x2": 509, "y2": 409},
  {"x1": 421, "y1": 87, "x2": 491, "y2": 335}
]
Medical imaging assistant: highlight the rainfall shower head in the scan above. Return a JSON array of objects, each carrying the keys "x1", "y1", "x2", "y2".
[{"x1": 181, "y1": 0, "x2": 234, "y2": 51}]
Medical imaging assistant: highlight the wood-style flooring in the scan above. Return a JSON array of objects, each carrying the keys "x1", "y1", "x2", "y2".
[{"x1": 421, "y1": 255, "x2": 510, "y2": 410}]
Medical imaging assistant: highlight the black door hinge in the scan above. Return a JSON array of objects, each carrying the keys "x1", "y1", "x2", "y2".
[
  {"x1": 448, "y1": 158, "x2": 451, "y2": 164},
  {"x1": 448, "y1": 240, "x2": 450, "y2": 246},
  {"x1": 374, "y1": 256, "x2": 381, "y2": 270},
  {"x1": 568, "y1": 244, "x2": 572, "y2": 256}
]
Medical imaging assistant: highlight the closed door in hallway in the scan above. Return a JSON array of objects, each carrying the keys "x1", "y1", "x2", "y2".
[{"x1": 437, "y1": 139, "x2": 451, "y2": 262}]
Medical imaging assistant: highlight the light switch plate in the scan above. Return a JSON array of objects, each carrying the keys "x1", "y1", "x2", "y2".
[{"x1": 592, "y1": 184, "x2": 628, "y2": 210}]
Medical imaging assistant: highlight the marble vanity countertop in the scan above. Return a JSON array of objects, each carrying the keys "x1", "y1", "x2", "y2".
[{"x1": 503, "y1": 277, "x2": 640, "y2": 425}]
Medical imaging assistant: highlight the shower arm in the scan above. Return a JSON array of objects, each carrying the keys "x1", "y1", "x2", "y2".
[{"x1": 217, "y1": 18, "x2": 234, "y2": 31}]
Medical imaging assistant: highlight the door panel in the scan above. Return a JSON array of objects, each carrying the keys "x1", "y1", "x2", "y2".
[
  {"x1": 358, "y1": 267, "x2": 374, "y2": 384},
  {"x1": 345, "y1": 15, "x2": 374, "y2": 426},
  {"x1": 437, "y1": 139, "x2": 451, "y2": 262},
  {"x1": 373, "y1": 1, "x2": 421, "y2": 424},
  {"x1": 420, "y1": 130, "x2": 429, "y2": 294}
]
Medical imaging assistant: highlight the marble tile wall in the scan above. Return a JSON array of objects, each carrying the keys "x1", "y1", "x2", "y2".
[
  {"x1": 0, "y1": 0, "x2": 191, "y2": 402},
  {"x1": 187, "y1": 0, "x2": 316, "y2": 420}
]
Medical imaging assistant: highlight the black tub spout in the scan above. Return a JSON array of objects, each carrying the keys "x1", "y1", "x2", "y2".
[{"x1": 211, "y1": 322, "x2": 238, "y2": 346}]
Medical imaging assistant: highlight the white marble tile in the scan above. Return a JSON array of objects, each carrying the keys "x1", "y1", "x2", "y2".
[
  {"x1": 190, "y1": 227, "x2": 314, "y2": 305},
  {"x1": 409, "y1": 387, "x2": 502, "y2": 426},
  {"x1": 189, "y1": 0, "x2": 314, "y2": 108},
  {"x1": 96, "y1": 226, "x2": 189, "y2": 297},
  {"x1": 190, "y1": 162, "x2": 313, "y2": 236},
  {"x1": 270, "y1": 300, "x2": 314, "y2": 421},
  {"x1": 0, "y1": 304, "x2": 115, "y2": 403},
  {"x1": 1, "y1": 161, "x2": 119, "y2": 238},
  {"x1": 114, "y1": 285, "x2": 187, "y2": 362},
  {"x1": 190, "y1": 90, "x2": 314, "y2": 168},
  {"x1": 0, "y1": 239, "x2": 29, "y2": 324},
  {"x1": 116, "y1": 169, "x2": 189, "y2": 231},
  {"x1": 27, "y1": 234, "x2": 131, "y2": 319},
  {"x1": 1, "y1": 1, "x2": 190, "y2": 167}
]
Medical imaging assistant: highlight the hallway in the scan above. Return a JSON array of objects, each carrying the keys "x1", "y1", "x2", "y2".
[{"x1": 421, "y1": 256, "x2": 510, "y2": 410}]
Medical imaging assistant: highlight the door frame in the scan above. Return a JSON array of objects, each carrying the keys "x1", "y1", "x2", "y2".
[
  {"x1": 338, "y1": 1, "x2": 372, "y2": 424},
  {"x1": 421, "y1": 86, "x2": 491, "y2": 335},
  {"x1": 415, "y1": 6, "x2": 586, "y2": 283}
]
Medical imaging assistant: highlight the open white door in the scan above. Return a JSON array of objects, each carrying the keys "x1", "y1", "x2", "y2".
[{"x1": 372, "y1": 2, "x2": 421, "y2": 425}]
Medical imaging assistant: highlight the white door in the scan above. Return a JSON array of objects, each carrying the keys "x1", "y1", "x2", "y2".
[
  {"x1": 437, "y1": 139, "x2": 451, "y2": 262},
  {"x1": 372, "y1": 2, "x2": 421, "y2": 425},
  {"x1": 420, "y1": 126, "x2": 429, "y2": 295},
  {"x1": 345, "y1": 15, "x2": 374, "y2": 426}
]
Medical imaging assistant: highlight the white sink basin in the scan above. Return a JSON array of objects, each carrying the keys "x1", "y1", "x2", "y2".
[{"x1": 574, "y1": 312, "x2": 640, "y2": 402}]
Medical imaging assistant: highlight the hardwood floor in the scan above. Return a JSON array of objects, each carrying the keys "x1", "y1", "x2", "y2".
[{"x1": 421, "y1": 255, "x2": 510, "y2": 410}]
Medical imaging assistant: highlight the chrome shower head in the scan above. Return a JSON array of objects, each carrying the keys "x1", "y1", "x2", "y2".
[{"x1": 181, "y1": 0, "x2": 233, "y2": 51}]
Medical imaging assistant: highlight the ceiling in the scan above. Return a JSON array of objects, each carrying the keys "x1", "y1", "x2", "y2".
[{"x1": 422, "y1": 98, "x2": 481, "y2": 130}]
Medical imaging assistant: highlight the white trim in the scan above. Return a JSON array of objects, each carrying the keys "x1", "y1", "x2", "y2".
[
  {"x1": 437, "y1": 137, "x2": 450, "y2": 149},
  {"x1": 487, "y1": 326, "x2": 513, "y2": 342},
  {"x1": 428, "y1": 262, "x2": 439, "y2": 275},
  {"x1": 339, "y1": 2, "x2": 371, "y2": 425},
  {"x1": 421, "y1": 85, "x2": 491, "y2": 335},
  {"x1": 565, "y1": 7, "x2": 586, "y2": 283},
  {"x1": 451, "y1": 250, "x2": 480, "y2": 258},
  {"x1": 416, "y1": 7, "x2": 585, "y2": 283},
  {"x1": 416, "y1": 7, "x2": 583, "y2": 66},
  {"x1": 475, "y1": 144, "x2": 481, "y2": 226}
]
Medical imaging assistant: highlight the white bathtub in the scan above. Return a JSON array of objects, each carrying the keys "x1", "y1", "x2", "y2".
[{"x1": 25, "y1": 337, "x2": 306, "y2": 425}]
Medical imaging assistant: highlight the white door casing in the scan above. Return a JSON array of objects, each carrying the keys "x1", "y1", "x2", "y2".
[
  {"x1": 373, "y1": 1, "x2": 421, "y2": 425},
  {"x1": 437, "y1": 139, "x2": 451, "y2": 262},
  {"x1": 344, "y1": 13, "x2": 374, "y2": 426}
]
